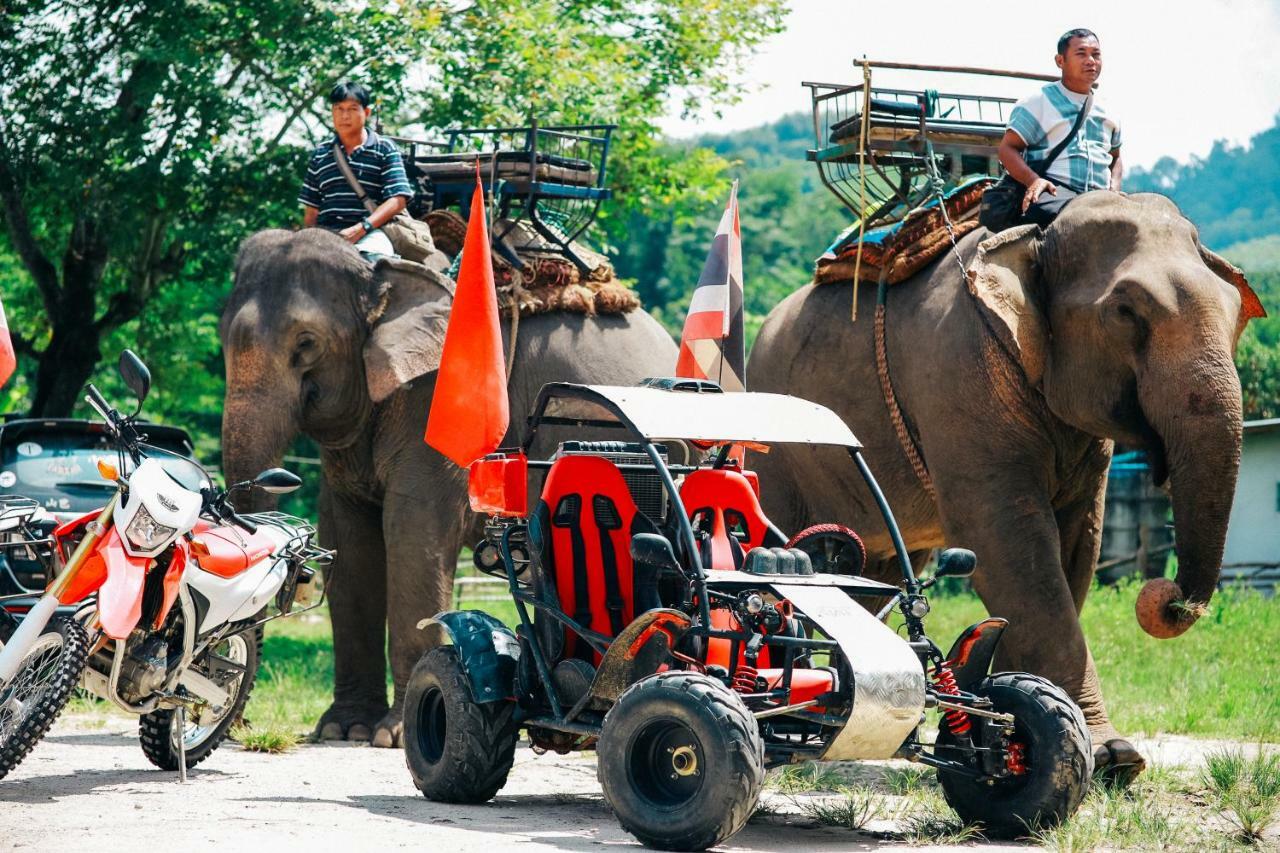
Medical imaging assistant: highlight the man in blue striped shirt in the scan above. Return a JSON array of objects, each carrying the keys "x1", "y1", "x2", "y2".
[
  {"x1": 298, "y1": 82, "x2": 413, "y2": 256},
  {"x1": 997, "y1": 29, "x2": 1123, "y2": 226}
]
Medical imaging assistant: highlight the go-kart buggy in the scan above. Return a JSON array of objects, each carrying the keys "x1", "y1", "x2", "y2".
[{"x1": 404, "y1": 379, "x2": 1091, "y2": 850}]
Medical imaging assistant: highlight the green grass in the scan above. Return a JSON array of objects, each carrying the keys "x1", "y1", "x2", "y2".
[
  {"x1": 1203, "y1": 748, "x2": 1280, "y2": 842},
  {"x1": 900, "y1": 579, "x2": 1280, "y2": 742},
  {"x1": 231, "y1": 723, "x2": 300, "y2": 754}
]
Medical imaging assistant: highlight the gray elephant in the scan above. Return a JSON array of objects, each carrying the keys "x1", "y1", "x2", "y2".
[
  {"x1": 219, "y1": 228, "x2": 677, "y2": 746},
  {"x1": 749, "y1": 192, "x2": 1256, "y2": 779}
]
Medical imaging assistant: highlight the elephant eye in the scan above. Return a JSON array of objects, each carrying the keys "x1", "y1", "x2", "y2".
[{"x1": 292, "y1": 333, "x2": 320, "y2": 368}]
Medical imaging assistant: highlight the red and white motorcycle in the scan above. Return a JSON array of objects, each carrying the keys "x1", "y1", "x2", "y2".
[{"x1": 0, "y1": 351, "x2": 331, "y2": 780}]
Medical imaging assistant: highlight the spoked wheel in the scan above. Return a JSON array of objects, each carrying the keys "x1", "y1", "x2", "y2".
[
  {"x1": 0, "y1": 617, "x2": 90, "y2": 781},
  {"x1": 936, "y1": 672, "x2": 1092, "y2": 838},
  {"x1": 599, "y1": 672, "x2": 764, "y2": 851},
  {"x1": 139, "y1": 630, "x2": 260, "y2": 771},
  {"x1": 785, "y1": 524, "x2": 867, "y2": 576}
]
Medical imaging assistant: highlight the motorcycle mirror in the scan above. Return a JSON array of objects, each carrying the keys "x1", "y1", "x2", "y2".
[
  {"x1": 252, "y1": 467, "x2": 303, "y2": 495},
  {"x1": 934, "y1": 547, "x2": 977, "y2": 580},
  {"x1": 118, "y1": 349, "x2": 151, "y2": 405}
]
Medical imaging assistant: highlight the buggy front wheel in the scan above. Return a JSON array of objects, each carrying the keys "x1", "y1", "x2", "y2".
[
  {"x1": 599, "y1": 672, "x2": 764, "y2": 851},
  {"x1": 403, "y1": 645, "x2": 519, "y2": 804},
  {"x1": 936, "y1": 672, "x2": 1092, "y2": 838}
]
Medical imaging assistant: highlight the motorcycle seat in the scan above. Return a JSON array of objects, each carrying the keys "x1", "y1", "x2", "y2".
[{"x1": 191, "y1": 523, "x2": 276, "y2": 578}]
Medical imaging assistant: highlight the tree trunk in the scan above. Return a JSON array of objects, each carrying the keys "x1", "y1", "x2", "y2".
[{"x1": 30, "y1": 310, "x2": 102, "y2": 417}]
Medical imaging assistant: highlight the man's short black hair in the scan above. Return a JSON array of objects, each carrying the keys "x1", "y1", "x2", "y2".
[
  {"x1": 329, "y1": 81, "x2": 371, "y2": 107},
  {"x1": 1057, "y1": 29, "x2": 1098, "y2": 55}
]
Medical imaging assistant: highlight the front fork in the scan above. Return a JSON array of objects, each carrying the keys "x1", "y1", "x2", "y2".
[{"x1": 0, "y1": 495, "x2": 117, "y2": 684}]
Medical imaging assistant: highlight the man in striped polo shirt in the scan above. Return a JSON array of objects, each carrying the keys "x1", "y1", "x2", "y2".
[
  {"x1": 299, "y1": 81, "x2": 413, "y2": 257},
  {"x1": 997, "y1": 29, "x2": 1123, "y2": 226}
]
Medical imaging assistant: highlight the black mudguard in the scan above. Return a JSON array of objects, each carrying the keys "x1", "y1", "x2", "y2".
[
  {"x1": 944, "y1": 617, "x2": 1009, "y2": 692},
  {"x1": 420, "y1": 610, "x2": 519, "y2": 704}
]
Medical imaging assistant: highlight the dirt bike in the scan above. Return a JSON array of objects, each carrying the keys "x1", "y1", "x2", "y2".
[{"x1": 0, "y1": 350, "x2": 332, "y2": 780}]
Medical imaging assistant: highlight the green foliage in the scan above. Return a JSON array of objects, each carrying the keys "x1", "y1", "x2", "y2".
[
  {"x1": 0, "y1": 0, "x2": 785, "y2": 456},
  {"x1": 613, "y1": 112, "x2": 850, "y2": 342}
]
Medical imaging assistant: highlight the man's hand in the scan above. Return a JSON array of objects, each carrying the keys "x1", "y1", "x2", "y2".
[
  {"x1": 339, "y1": 224, "x2": 365, "y2": 244},
  {"x1": 1022, "y1": 178, "x2": 1056, "y2": 213}
]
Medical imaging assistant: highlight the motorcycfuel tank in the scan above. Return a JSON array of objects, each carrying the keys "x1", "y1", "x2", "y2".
[{"x1": 185, "y1": 522, "x2": 291, "y2": 634}]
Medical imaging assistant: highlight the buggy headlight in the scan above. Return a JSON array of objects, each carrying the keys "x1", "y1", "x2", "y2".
[{"x1": 124, "y1": 505, "x2": 177, "y2": 551}]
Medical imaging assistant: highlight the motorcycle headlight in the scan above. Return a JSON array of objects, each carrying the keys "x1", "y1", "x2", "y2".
[{"x1": 124, "y1": 505, "x2": 177, "y2": 551}]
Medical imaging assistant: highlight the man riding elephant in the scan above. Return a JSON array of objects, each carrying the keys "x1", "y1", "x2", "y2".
[
  {"x1": 219, "y1": 229, "x2": 677, "y2": 746},
  {"x1": 749, "y1": 191, "x2": 1262, "y2": 780}
]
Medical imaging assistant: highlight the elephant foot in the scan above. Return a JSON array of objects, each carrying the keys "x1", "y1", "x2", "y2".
[
  {"x1": 315, "y1": 701, "x2": 387, "y2": 744},
  {"x1": 1092, "y1": 736, "x2": 1147, "y2": 787},
  {"x1": 372, "y1": 710, "x2": 403, "y2": 749}
]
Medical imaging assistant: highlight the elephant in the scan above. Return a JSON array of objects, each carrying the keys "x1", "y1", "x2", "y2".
[
  {"x1": 219, "y1": 228, "x2": 677, "y2": 747},
  {"x1": 748, "y1": 192, "x2": 1256, "y2": 780}
]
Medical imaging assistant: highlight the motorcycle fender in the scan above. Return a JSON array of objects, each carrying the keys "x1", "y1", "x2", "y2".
[
  {"x1": 153, "y1": 541, "x2": 187, "y2": 630},
  {"x1": 417, "y1": 610, "x2": 518, "y2": 704},
  {"x1": 945, "y1": 617, "x2": 1009, "y2": 692},
  {"x1": 96, "y1": 528, "x2": 149, "y2": 640}
]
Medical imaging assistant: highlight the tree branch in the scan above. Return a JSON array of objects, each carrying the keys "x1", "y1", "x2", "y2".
[{"x1": 0, "y1": 129, "x2": 60, "y2": 315}]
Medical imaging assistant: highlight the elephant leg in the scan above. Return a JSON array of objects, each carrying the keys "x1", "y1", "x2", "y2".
[
  {"x1": 317, "y1": 488, "x2": 390, "y2": 742},
  {"x1": 371, "y1": 487, "x2": 466, "y2": 748},
  {"x1": 937, "y1": 483, "x2": 1108, "y2": 767},
  {"x1": 1056, "y1": 486, "x2": 1146, "y2": 783}
]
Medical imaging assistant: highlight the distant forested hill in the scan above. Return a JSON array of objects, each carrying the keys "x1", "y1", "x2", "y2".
[{"x1": 1127, "y1": 116, "x2": 1280, "y2": 253}]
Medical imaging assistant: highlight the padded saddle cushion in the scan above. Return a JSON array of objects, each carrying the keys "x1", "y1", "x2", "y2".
[{"x1": 411, "y1": 151, "x2": 598, "y2": 186}]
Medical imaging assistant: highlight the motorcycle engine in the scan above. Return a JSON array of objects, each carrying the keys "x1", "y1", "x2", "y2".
[{"x1": 118, "y1": 634, "x2": 173, "y2": 704}]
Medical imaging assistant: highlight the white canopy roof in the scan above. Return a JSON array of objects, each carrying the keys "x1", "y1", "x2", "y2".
[{"x1": 534, "y1": 383, "x2": 862, "y2": 448}]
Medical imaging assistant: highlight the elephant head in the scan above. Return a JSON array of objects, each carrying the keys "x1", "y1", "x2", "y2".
[
  {"x1": 967, "y1": 192, "x2": 1264, "y2": 639},
  {"x1": 218, "y1": 229, "x2": 453, "y2": 507}
]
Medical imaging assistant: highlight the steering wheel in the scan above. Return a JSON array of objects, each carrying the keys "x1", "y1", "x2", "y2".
[{"x1": 785, "y1": 524, "x2": 867, "y2": 576}]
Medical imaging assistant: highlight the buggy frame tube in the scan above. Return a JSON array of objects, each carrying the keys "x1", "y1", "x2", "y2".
[
  {"x1": 642, "y1": 441, "x2": 711, "y2": 628},
  {"x1": 501, "y1": 524, "x2": 564, "y2": 718},
  {"x1": 848, "y1": 448, "x2": 918, "y2": 593}
]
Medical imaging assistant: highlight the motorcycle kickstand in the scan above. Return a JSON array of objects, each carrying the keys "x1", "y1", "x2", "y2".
[{"x1": 177, "y1": 706, "x2": 187, "y2": 783}]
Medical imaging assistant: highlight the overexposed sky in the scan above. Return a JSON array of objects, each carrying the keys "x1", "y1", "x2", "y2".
[{"x1": 661, "y1": 0, "x2": 1280, "y2": 169}]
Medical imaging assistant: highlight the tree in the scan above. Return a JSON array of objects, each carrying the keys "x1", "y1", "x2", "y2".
[{"x1": 0, "y1": 0, "x2": 786, "y2": 417}]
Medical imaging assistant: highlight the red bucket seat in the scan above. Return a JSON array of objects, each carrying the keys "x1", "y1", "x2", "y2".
[
  {"x1": 679, "y1": 468, "x2": 787, "y2": 571},
  {"x1": 530, "y1": 455, "x2": 657, "y2": 661}
]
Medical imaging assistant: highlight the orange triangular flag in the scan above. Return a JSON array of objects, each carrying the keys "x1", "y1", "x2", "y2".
[{"x1": 424, "y1": 167, "x2": 509, "y2": 466}]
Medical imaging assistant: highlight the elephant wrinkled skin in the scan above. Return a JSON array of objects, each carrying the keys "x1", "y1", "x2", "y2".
[
  {"x1": 219, "y1": 229, "x2": 677, "y2": 747},
  {"x1": 749, "y1": 192, "x2": 1253, "y2": 781}
]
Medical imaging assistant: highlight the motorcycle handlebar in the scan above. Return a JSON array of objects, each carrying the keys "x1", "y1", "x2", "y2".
[
  {"x1": 84, "y1": 384, "x2": 114, "y2": 426},
  {"x1": 227, "y1": 510, "x2": 258, "y2": 535}
]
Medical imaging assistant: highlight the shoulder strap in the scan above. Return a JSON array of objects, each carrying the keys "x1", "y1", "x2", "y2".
[
  {"x1": 1035, "y1": 92, "x2": 1094, "y2": 176},
  {"x1": 331, "y1": 143, "x2": 378, "y2": 215}
]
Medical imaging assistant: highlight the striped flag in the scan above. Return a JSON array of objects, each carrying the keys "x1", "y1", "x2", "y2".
[
  {"x1": 0, "y1": 297, "x2": 14, "y2": 390},
  {"x1": 676, "y1": 181, "x2": 745, "y2": 392}
]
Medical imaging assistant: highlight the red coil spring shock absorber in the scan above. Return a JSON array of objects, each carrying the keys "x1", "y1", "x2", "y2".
[
  {"x1": 932, "y1": 661, "x2": 972, "y2": 736},
  {"x1": 731, "y1": 664, "x2": 759, "y2": 694}
]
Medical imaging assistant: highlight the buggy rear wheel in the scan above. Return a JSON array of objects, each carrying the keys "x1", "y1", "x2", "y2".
[
  {"x1": 403, "y1": 645, "x2": 518, "y2": 804},
  {"x1": 936, "y1": 672, "x2": 1092, "y2": 838},
  {"x1": 599, "y1": 672, "x2": 764, "y2": 851}
]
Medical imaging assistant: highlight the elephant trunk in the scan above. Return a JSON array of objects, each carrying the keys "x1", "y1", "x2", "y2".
[
  {"x1": 221, "y1": 390, "x2": 299, "y2": 513},
  {"x1": 1135, "y1": 350, "x2": 1242, "y2": 639}
]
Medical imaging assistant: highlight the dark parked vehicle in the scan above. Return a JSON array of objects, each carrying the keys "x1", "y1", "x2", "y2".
[{"x1": 0, "y1": 417, "x2": 206, "y2": 600}]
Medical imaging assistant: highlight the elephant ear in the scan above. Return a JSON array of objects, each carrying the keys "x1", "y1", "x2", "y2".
[
  {"x1": 363, "y1": 257, "x2": 455, "y2": 404},
  {"x1": 966, "y1": 224, "x2": 1049, "y2": 387},
  {"x1": 1198, "y1": 245, "x2": 1266, "y2": 336}
]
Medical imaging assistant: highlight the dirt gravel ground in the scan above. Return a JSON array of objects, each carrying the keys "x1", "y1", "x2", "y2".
[{"x1": 0, "y1": 716, "x2": 1271, "y2": 852}]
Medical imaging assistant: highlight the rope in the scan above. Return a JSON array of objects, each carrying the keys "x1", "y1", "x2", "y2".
[
  {"x1": 505, "y1": 269, "x2": 524, "y2": 380},
  {"x1": 875, "y1": 278, "x2": 935, "y2": 501},
  {"x1": 850, "y1": 59, "x2": 872, "y2": 321}
]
